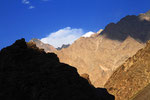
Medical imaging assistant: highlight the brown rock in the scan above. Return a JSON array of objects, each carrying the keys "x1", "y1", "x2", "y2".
[
  {"x1": 104, "y1": 40, "x2": 150, "y2": 100},
  {"x1": 81, "y1": 73, "x2": 91, "y2": 84},
  {"x1": 56, "y1": 35, "x2": 144, "y2": 87}
]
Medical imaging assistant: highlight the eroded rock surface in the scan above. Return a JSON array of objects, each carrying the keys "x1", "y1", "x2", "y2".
[{"x1": 105, "y1": 40, "x2": 150, "y2": 100}]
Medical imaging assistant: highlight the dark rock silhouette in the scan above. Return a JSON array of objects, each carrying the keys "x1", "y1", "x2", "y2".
[
  {"x1": 101, "y1": 10, "x2": 150, "y2": 42},
  {"x1": 0, "y1": 38, "x2": 114, "y2": 100}
]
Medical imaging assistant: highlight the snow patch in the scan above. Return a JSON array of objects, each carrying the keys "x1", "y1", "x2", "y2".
[{"x1": 82, "y1": 31, "x2": 95, "y2": 37}]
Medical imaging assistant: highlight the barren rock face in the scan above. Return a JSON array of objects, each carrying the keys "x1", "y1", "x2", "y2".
[
  {"x1": 56, "y1": 35, "x2": 144, "y2": 87},
  {"x1": 56, "y1": 11, "x2": 150, "y2": 87},
  {"x1": 105, "y1": 40, "x2": 150, "y2": 100},
  {"x1": 0, "y1": 39, "x2": 114, "y2": 100}
]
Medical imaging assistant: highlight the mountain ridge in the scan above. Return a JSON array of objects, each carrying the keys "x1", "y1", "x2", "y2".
[{"x1": 101, "y1": 10, "x2": 150, "y2": 42}]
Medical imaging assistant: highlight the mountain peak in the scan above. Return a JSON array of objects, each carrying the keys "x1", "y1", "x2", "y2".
[
  {"x1": 145, "y1": 10, "x2": 150, "y2": 15},
  {"x1": 30, "y1": 38, "x2": 41, "y2": 42},
  {"x1": 139, "y1": 10, "x2": 150, "y2": 21},
  {"x1": 101, "y1": 11, "x2": 150, "y2": 42}
]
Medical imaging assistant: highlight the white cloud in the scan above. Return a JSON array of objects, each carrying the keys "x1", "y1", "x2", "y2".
[
  {"x1": 29, "y1": 6, "x2": 35, "y2": 9},
  {"x1": 22, "y1": 0, "x2": 30, "y2": 4},
  {"x1": 82, "y1": 31, "x2": 95, "y2": 37},
  {"x1": 41, "y1": 27, "x2": 85, "y2": 48},
  {"x1": 22, "y1": 0, "x2": 35, "y2": 9}
]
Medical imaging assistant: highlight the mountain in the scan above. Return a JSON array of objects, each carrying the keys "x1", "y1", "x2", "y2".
[
  {"x1": 56, "y1": 34, "x2": 144, "y2": 87},
  {"x1": 104, "y1": 40, "x2": 150, "y2": 100},
  {"x1": 0, "y1": 38, "x2": 114, "y2": 100},
  {"x1": 56, "y1": 10, "x2": 150, "y2": 87},
  {"x1": 29, "y1": 38, "x2": 57, "y2": 52},
  {"x1": 56, "y1": 44, "x2": 70, "y2": 50},
  {"x1": 30, "y1": 10, "x2": 150, "y2": 87}
]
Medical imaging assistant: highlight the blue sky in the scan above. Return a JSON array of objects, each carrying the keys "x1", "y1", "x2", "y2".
[{"x1": 0, "y1": 0, "x2": 150, "y2": 49}]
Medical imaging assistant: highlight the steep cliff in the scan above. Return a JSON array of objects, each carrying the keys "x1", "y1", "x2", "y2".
[{"x1": 105, "y1": 40, "x2": 150, "y2": 100}]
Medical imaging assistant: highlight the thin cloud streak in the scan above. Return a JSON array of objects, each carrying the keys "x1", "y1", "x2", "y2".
[
  {"x1": 29, "y1": 6, "x2": 35, "y2": 9},
  {"x1": 22, "y1": 0, "x2": 35, "y2": 9},
  {"x1": 22, "y1": 0, "x2": 30, "y2": 5}
]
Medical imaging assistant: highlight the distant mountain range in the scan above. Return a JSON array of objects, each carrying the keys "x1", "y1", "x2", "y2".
[
  {"x1": 29, "y1": 38, "x2": 57, "y2": 52},
  {"x1": 30, "y1": 38, "x2": 70, "y2": 51},
  {"x1": 56, "y1": 44, "x2": 70, "y2": 50},
  {"x1": 30, "y1": 10, "x2": 150, "y2": 88}
]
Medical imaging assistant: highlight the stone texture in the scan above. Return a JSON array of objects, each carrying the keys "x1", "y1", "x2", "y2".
[{"x1": 105, "y1": 40, "x2": 150, "y2": 100}]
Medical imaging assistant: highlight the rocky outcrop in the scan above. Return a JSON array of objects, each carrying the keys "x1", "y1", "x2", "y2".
[
  {"x1": 81, "y1": 73, "x2": 91, "y2": 84},
  {"x1": 29, "y1": 38, "x2": 57, "y2": 52},
  {"x1": 105, "y1": 40, "x2": 150, "y2": 100},
  {"x1": 0, "y1": 39, "x2": 114, "y2": 100}
]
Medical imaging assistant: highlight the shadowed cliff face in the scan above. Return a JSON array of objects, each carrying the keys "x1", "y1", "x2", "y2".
[
  {"x1": 0, "y1": 38, "x2": 114, "y2": 100},
  {"x1": 101, "y1": 10, "x2": 150, "y2": 42}
]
